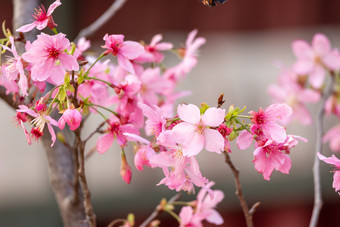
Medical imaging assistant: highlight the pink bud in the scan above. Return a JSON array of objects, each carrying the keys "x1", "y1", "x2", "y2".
[
  {"x1": 120, "y1": 153, "x2": 132, "y2": 184},
  {"x1": 58, "y1": 108, "x2": 82, "y2": 131}
]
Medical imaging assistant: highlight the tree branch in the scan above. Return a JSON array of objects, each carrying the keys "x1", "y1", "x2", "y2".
[
  {"x1": 74, "y1": 0, "x2": 127, "y2": 42},
  {"x1": 309, "y1": 74, "x2": 335, "y2": 227},
  {"x1": 139, "y1": 193, "x2": 182, "y2": 227},
  {"x1": 224, "y1": 151, "x2": 259, "y2": 227}
]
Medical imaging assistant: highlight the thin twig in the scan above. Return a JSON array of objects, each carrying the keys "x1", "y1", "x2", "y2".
[
  {"x1": 139, "y1": 193, "x2": 181, "y2": 227},
  {"x1": 74, "y1": 0, "x2": 127, "y2": 42},
  {"x1": 309, "y1": 74, "x2": 335, "y2": 227},
  {"x1": 224, "y1": 151, "x2": 259, "y2": 227},
  {"x1": 84, "y1": 121, "x2": 106, "y2": 144}
]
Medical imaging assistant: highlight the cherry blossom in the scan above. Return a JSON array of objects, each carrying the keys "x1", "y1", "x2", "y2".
[
  {"x1": 172, "y1": 104, "x2": 225, "y2": 157},
  {"x1": 318, "y1": 153, "x2": 340, "y2": 195},
  {"x1": 135, "y1": 34, "x2": 173, "y2": 63},
  {"x1": 253, "y1": 135, "x2": 306, "y2": 180},
  {"x1": 1, "y1": 36, "x2": 28, "y2": 96},
  {"x1": 16, "y1": 0, "x2": 61, "y2": 32},
  {"x1": 16, "y1": 105, "x2": 58, "y2": 147},
  {"x1": 22, "y1": 33, "x2": 79, "y2": 85},
  {"x1": 250, "y1": 103, "x2": 292, "y2": 143},
  {"x1": 268, "y1": 67, "x2": 320, "y2": 125},
  {"x1": 323, "y1": 124, "x2": 340, "y2": 153},
  {"x1": 96, "y1": 115, "x2": 138, "y2": 154},
  {"x1": 292, "y1": 33, "x2": 340, "y2": 88},
  {"x1": 102, "y1": 34, "x2": 144, "y2": 74}
]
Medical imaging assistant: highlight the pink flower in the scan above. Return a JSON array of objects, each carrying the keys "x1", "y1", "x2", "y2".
[
  {"x1": 16, "y1": 105, "x2": 58, "y2": 147},
  {"x1": 323, "y1": 124, "x2": 340, "y2": 153},
  {"x1": 268, "y1": 67, "x2": 320, "y2": 125},
  {"x1": 102, "y1": 34, "x2": 144, "y2": 74},
  {"x1": 292, "y1": 33, "x2": 340, "y2": 88},
  {"x1": 138, "y1": 103, "x2": 166, "y2": 137},
  {"x1": 179, "y1": 182, "x2": 224, "y2": 227},
  {"x1": 195, "y1": 182, "x2": 224, "y2": 225},
  {"x1": 58, "y1": 108, "x2": 82, "y2": 131},
  {"x1": 22, "y1": 33, "x2": 79, "y2": 85},
  {"x1": 123, "y1": 132, "x2": 156, "y2": 171},
  {"x1": 250, "y1": 103, "x2": 292, "y2": 143},
  {"x1": 96, "y1": 115, "x2": 138, "y2": 154},
  {"x1": 172, "y1": 104, "x2": 225, "y2": 157},
  {"x1": 16, "y1": 0, "x2": 61, "y2": 32},
  {"x1": 179, "y1": 206, "x2": 203, "y2": 227},
  {"x1": 253, "y1": 135, "x2": 306, "y2": 180},
  {"x1": 135, "y1": 34, "x2": 173, "y2": 63},
  {"x1": 150, "y1": 151, "x2": 208, "y2": 193},
  {"x1": 1, "y1": 36, "x2": 28, "y2": 96},
  {"x1": 164, "y1": 30, "x2": 206, "y2": 82},
  {"x1": 150, "y1": 130, "x2": 209, "y2": 192},
  {"x1": 137, "y1": 67, "x2": 172, "y2": 106},
  {"x1": 317, "y1": 153, "x2": 340, "y2": 195}
]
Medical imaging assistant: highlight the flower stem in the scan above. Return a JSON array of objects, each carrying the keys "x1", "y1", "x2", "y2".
[
  {"x1": 84, "y1": 53, "x2": 105, "y2": 77},
  {"x1": 90, "y1": 103, "x2": 118, "y2": 116}
]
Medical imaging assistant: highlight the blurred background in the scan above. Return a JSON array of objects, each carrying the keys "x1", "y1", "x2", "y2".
[{"x1": 1, "y1": 0, "x2": 340, "y2": 226}]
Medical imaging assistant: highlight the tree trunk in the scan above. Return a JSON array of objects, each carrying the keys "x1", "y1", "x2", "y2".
[{"x1": 11, "y1": 1, "x2": 89, "y2": 226}]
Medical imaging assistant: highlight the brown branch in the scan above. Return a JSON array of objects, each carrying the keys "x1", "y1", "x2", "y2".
[
  {"x1": 224, "y1": 151, "x2": 259, "y2": 227},
  {"x1": 74, "y1": 0, "x2": 127, "y2": 42},
  {"x1": 84, "y1": 121, "x2": 106, "y2": 144},
  {"x1": 75, "y1": 127, "x2": 97, "y2": 227},
  {"x1": 139, "y1": 193, "x2": 182, "y2": 227}
]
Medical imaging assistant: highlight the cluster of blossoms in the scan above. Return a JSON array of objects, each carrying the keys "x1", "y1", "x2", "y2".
[
  {"x1": 268, "y1": 33, "x2": 340, "y2": 194},
  {"x1": 0, "y1": 0, "x2": 308, "y2": 226}
]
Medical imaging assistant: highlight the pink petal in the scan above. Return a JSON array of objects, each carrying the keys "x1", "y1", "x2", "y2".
[
  {"x1": 16, "y1": 22, "x2": 38, "y2": 33},
  {"x1": 266, "y1": 103, "x2": 292, "y2": 121},
  {"x1": 309, "y1": 65, "x2": 325, "y2": 88},
  {"x1": 204, "y1": 128, "x2": 224, "y2": 154},
  {"x1": 298, "y1": 89, "x2": 320, "y2": 103},
  {"x1": 293, "y1": 59, "x2": 314, "y2": 75},
  {"x1": 97, "y1": 133, "x2": 114, "y2": 154},
  {"x1": 253, "y1": 147, "x2": 273, "y2": 180},
  {"x1": 275, "y1": 153, "x2": 291, "y2": 174},
  {"x1": 59, "y1": 53, "x2": 79, "y2": 71},
  {"x1": 317, "y1": 153, "x2": 340, "y2": 167},
  {"x1": 47, "y1": 123, "x2": 56, "y2": 147},
  {"x1": 332, "y1": 172, "x2": 340, "y2": 193},
  {"x1": 177, "y1": 104, "x2": 200, "y2": 124},
  {"x1": 323, "y1": 50, "x2": 340, "y2": 70},
  {"x1": 312, "y1": 33, "x2": 331, "y2": 56},
  {"x1": 292, "y1": 40, "x2": 313, "y2": 59},
  {"x1": 46, "y1": 0, "x2": 62, "y2": 16},
  {"x1": 264, "y1": 123, "x2": 287, "y2": 143},
  {"x1": 58, "y1": 116, "x2": 66, "y2": 130},
  {"x1": 117, "y1": 54, "x2": 135, "y2": 74},
  {"x1": 201, "y1": 107, "x2": 225, "y2": 127},
  {"x1": 206, "y1": 209, "x2": 224, "y2": 225},
  {"x1": 237, "y1": 130, "x2": 253, "y2": 150},
  {"x1": 120, "y1": 41, "x2": 144, "y2": 59},
  {"x1": 181, "y1": 131, "x2": 204, "y2": 157}
]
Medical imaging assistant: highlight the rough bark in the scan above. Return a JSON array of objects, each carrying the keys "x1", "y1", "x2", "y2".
[{"x1": 11, "y1": 0, "x2": 89, "y2": 226}]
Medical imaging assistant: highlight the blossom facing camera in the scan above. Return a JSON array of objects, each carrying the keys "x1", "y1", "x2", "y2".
[
  {"x1": 22, "y1": 33, "x2": 79, "y2": 85},
  {"x1": 102, "y1": 34, "x2": 144, "y2": 74}
]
